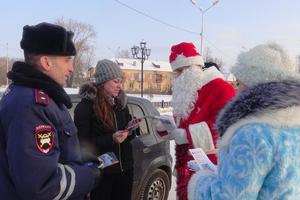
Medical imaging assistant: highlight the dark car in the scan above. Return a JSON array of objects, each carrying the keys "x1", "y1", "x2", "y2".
[{"x1": 68, "y1": 94, "x2": 173, "y2": 200}]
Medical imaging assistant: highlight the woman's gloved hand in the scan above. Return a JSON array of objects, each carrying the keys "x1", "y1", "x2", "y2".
[{"x1": 112, "y1": 130, "x2": 129, "y2": 143}]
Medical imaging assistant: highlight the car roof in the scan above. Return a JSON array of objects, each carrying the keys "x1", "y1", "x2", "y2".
[{"x1": 68, "y1": 94, "x2": 159, "y2": 117}]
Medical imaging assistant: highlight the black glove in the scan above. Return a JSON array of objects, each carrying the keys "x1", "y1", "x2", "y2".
[{"x1": 88, "y1": 163, "x2": 103, "y2": 188}]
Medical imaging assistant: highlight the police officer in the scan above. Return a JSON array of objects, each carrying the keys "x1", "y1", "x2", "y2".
[{"x1": 0, "y1": 22, "x2": 101, "y2": 200}]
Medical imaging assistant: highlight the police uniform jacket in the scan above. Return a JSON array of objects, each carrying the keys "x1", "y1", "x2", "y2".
[{"x1": 0, "y1": 62, "x2": 98, "y2": 200}]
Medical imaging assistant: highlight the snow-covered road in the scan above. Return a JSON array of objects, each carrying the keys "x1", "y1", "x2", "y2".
[
  {"x1": 157, "y1": 110, "x2": 176, "y2": 199},
  {"x1": 168, "y1": 140, "x2": 176, "y2": 200}
]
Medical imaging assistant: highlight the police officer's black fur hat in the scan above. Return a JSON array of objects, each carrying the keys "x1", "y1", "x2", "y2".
[{"x1": 20, "y1": 22, "x2": 76, "y2": 56}]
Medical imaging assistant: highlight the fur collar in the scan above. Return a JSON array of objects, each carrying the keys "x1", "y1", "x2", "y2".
[
  {"x1": 79, "y1": 82, "x2": 98, "y2": 100},
  {"x1": 8, "y1": 61, "x2": 72, "y2": 108},
  {"x1": 216, "y1": 80, "x2": 300, "y2": 142},
  {"x1": 198, "y1": 66, "x2": 224, "y2": 89},
  {"x1": 79, "y1": 82, "x2": 128, "y2": 109},
  {"x1": 219, "y1": 106, "x2": 300, "y2": 148}
]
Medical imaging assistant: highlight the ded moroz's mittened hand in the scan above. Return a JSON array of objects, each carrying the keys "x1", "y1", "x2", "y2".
[
  {"x1": 154, "y1": 119, "x2": 188, "y2": 144},
  {"x1": 170, "y1": 128, "x2": 188, "y2": 145},
  {"x1": 155, "y1": 119, "x2": 167, "y2": 132},
  {"x1": 154, "y1": 120, "x2": 169, "y2": 137}
]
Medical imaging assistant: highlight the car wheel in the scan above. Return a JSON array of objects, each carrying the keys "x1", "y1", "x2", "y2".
[{"x1": 139, "y1": 169, "x2": 170, "y2": 200}]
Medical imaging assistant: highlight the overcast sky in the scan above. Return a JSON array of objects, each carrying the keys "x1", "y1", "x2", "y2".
[{"x1": 1, "y1": 0, "x2": 300, "y2": 68}]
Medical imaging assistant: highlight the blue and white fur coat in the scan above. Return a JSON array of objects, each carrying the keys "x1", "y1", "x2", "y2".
[{"x1": 188, "y1": 80, "x2": 300, "y2": 200}]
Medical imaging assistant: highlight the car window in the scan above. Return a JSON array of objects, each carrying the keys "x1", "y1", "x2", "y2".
[{"x1": 128, "y1": 103, "x2": 149, "y2": 136}]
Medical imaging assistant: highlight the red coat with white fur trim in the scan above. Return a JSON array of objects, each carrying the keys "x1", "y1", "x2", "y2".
[{"x1": 175, "y1": 74, "x2": 236, "y2": 200}]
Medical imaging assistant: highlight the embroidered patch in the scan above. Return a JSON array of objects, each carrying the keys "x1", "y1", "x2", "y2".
[{"x1": 34, "y1": 125, "x2": 54, "y2": 154}]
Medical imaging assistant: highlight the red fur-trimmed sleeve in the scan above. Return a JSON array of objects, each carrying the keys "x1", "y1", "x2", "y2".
[
  {"x1": 202, "y1": 79, "x2": 235, "y2": 143},
  {"x1": 187, "y1": 78, "x2": 236, "y2": 164}
]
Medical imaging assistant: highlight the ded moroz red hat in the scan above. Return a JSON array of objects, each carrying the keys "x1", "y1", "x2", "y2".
[{"x1": 169, "y1": 42, "x2": 204, "y2": 71}]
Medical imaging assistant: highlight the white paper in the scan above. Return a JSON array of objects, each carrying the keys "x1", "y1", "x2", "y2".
[{"x1": 189, "y1": 148, "x2": 217, "y2": 174}]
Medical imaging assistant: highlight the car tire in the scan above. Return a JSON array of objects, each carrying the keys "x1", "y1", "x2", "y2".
[{"x1": 138, "y1": 169, "x2": 170, "y2": 200}]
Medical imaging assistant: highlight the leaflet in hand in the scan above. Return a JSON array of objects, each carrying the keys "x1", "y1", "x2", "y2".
[
  {"x1": 125, "y1": 118, "x2": 141, "y2": 132},
  {"x1": 189, "y1": 148, "x2": 217, "y2": 174},
  {"x1": 98, "y1": 152, "x2": 119, "y2": 169}
]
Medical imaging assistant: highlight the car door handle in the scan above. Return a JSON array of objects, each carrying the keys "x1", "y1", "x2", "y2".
[{"x1": 143, "y1": 147, "x2": 151, "y2": 153}]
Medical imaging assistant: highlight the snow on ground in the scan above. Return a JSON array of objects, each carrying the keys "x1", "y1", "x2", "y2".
[
  {"x1": 159, "y1": 110, "x2": 176, "y2": 200},
  {"x1": 128, "y1": 93, "x2": 172, "y2": 103},
  {"x1": 64, "y1": 87, "x2": 80, "y2": 94},
  {"x1": 0, "y1": 86, "x2": 7, "y2": 94},
  {"x1": 168, "y1": 140, "x2": 176, "y2": 200},
  {"x1": 63, "y1": 88, "x2": 173, "y2": 104}
]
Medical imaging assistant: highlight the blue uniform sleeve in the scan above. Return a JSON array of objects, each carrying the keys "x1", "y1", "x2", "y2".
[
  {"x1": 6, "y1": 105, "x2": 95, "y2": 200},
  {"x1": 188, "y1": 124, "x2": 274, "y2": 200}
]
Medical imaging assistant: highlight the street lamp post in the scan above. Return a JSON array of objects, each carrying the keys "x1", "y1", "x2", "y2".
[
  {"x1": 131, "y1": 41, "x2": 151, "y2": 97},
  {"x1": 190, "y1": 0, "x2": 219, "y2": 53}
]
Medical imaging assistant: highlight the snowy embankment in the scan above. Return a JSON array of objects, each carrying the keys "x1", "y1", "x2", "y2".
[
  {"x1": 168, "y1": 141, "x2": 176, "y2": 200},
  {"x1": 128, "y1": 93, "x2": 172, "y2": 102},
  {"x1": 64, "y1": 88, "x2": 173, "y2": 109}
]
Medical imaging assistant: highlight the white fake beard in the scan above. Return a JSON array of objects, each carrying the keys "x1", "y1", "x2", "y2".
[{"x1": 172, "y1": 66, "x2": 204, "y2": 122}]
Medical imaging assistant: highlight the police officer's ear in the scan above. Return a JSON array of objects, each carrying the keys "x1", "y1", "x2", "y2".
[{"x1": 39, "y1": 55, "x2": 53, "y2": 71}]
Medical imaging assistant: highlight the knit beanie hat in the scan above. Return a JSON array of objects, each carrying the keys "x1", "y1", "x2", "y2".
[
  {"x1": 95, "y1": 59, "x2": 123, "y2": 85},
  {"x1": 169, "y1": 42, "x2": 204, "y2": 71},
  {"x1": 231, "y1": 43, "x2": 298, "y2": 88}
]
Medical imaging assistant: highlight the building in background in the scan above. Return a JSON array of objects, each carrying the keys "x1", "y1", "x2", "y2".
[{"x1": 87, "y1": 58, "x2": 174, "y2": 95}]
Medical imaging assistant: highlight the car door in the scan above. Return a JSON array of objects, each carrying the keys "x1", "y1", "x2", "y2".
[
  {"x1": 127, "y1": 102, "x2": 158, "y2": 183},
  {"x1": 127, "y1": 99, "x2": 172, "y2": 200}
]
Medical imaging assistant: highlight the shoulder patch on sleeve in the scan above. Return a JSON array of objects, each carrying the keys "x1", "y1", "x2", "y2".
[
  {"x1": 34, "y1": 89, "x2": 49, "y2": 106},
  {"x1": 34, "y1": 125, "x2": 54, "y2": 154}
]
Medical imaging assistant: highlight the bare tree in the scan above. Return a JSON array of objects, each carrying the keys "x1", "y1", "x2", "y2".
[
  {"x1": 54, "y1": 18, "x2": 97, "y2": 87},
  {"x1": 0, "y1": 57, "x2": 17, "y2": 86},
  {"x1": 116, "y1": 49, "x2": 131, "y2": 58}
]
